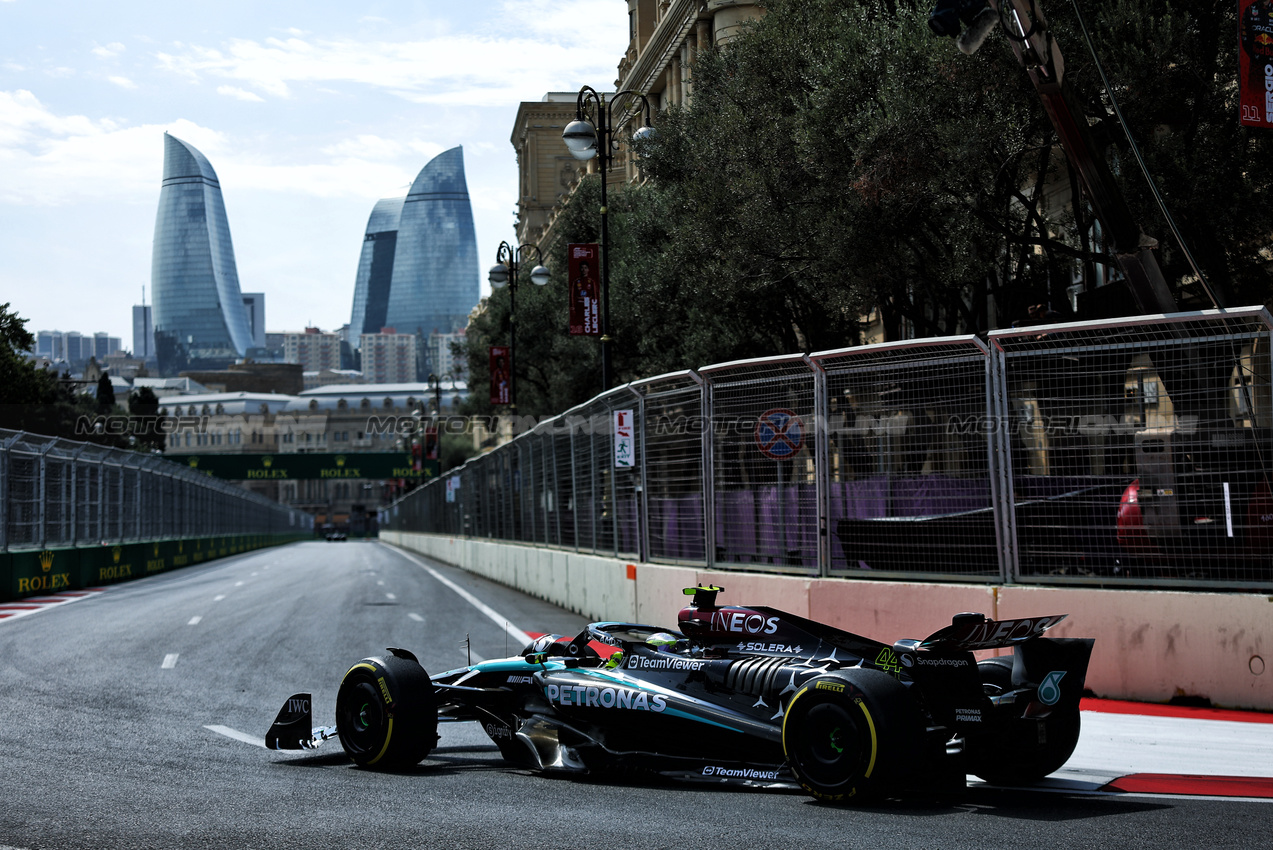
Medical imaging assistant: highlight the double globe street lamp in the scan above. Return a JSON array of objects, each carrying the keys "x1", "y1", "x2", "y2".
[
  {"x1": 562, "y1": 85, "x2": 654, "y2": 392},
  {"x1": 488, "y1": 241, "x2": 550, "y2": 411}
]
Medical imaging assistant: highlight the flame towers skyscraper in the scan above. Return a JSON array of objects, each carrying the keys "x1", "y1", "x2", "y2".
[
  {"x1": 350, "y1": 146, "x2": 479, "y2": 372},
  {"x1": 151, "y1": 133, "x2": 253, "y2": 376}
]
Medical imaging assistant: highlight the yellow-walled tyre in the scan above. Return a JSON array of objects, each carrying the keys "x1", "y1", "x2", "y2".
[
  {"x1": 336, "y1": 649, "x2": 437, "y2": 769},
  {"x1": 782, "y1": 668, "x2": 920, "y2": 802}
]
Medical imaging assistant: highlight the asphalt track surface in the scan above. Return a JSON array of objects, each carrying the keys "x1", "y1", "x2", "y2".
[{"x1": 0, "y1": 540, "x2": 1269, "y2": 850}]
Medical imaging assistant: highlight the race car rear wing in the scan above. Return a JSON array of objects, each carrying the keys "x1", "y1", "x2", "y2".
[{"x1": 918, "y1": 613, "x2": 1068, "y2": 651}]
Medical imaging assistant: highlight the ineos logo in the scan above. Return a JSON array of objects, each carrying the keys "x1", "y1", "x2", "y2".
[{"x1": 709, "y1": 611, "x2": 779, "y2": 635}]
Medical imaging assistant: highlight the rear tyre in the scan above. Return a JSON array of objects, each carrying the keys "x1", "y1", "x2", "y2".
[
  {"x1": 336, "y1": 651, "x2": 437, "y2": 769},
  {"x1": 782, "y1": 668, "x2": 921, "y2": 803},
  {"x1": 970, "y1": 656, "x2": 1080, "y2": 785}
]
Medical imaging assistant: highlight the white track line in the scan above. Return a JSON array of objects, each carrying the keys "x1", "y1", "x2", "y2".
[
  {"x1": 408, "y1": 613, "x2": 424, "y2": 622},
  {"x1": 188, "y1": 616, "x2": 202, "y2": 625},
  {"x1": 204, "y1": 725, "x2": 267, "y2": 748},
  {"x1": 389, "y1": 547, "x2": 532, "y2": 647},
  {"x1": 161, "y1": 653, "x2": 179, "y2": 669}
]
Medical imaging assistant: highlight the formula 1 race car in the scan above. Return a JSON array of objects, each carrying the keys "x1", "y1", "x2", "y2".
[{"x1": 266, "y1": 586, "x2": 1094, "y2": 802}]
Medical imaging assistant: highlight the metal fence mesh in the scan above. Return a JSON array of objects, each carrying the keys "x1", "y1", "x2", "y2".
[
  {"x1": 383, "y1": 308, "x2": 1273, "y2": 591},
  {"x1": 638, "y1": 373, "x2": 706, "y2": 564},
  {"x1": 703, "y1": 357, "x2": 817, "y2": 572},
  {"x1": 0, "y1": 429, "x2": 309, "y2": 550},
  {"x1": 816, "y1": 338, "x2": 999, "y2": 579},
  {"x1": 991, "y1": 309, "x2": 1273, "y2": 588}
]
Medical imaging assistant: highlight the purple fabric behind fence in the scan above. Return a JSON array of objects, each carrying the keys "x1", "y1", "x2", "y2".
[
  {"x1": 717, "y1": 490, "x2": 758, "y2": 561},
  {"x1": 615, "y1": 497, "x2": 638, "y2": 555},
  {"x1": 648, "y1": 495, "x2": 705, "y2": 561},
  {"x1": 716, "y1": 486, "x2": 817, "y2": 565},
  {"x1": 830, "y1": 479, "x2": 889, "y2": 521}
]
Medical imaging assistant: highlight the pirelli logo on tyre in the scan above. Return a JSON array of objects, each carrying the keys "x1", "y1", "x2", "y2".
[
  {"x1": 815, "y1": 681, "x2": 845, "y2": 693},
  {"x1": 378, "y1": 676, "x2": 393, "y2": 706}
]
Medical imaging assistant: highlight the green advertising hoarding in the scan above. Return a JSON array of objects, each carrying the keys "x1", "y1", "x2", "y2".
[{"x1": 166, "y1": 453, "x2": 441, "y2": 481}]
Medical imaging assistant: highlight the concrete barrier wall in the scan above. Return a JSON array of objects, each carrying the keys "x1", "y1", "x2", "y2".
[{"x1": 383, "y1": 532, "x2": 1273, "y2": 712}]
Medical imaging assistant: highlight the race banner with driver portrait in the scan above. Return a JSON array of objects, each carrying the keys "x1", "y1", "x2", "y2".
[
  {"x1": 1240, "y1": 0, "x2": 1273, "y2": 127},
  {"x1": 567, "y1": 243, "x2": 600, "y2": 335}
]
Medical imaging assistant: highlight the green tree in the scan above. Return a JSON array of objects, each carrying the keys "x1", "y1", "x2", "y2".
[
  {"x1": 1052, "y1": 0, "x2": 1272, "y2": 308},
  {"x1": 463, "y1": 0, "x2": 1271, "y2": 415},
  {"x1": 0, "y1": 303, "x2": 136, "y2": 446}
]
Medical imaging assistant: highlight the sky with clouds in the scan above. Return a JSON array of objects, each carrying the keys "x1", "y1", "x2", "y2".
[{"x1": 0, "y1": 0, "x2": 627, "y2": 349}]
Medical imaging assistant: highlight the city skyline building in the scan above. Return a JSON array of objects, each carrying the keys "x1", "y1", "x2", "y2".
[
  {"x1": 132, "y1": 305, "x2": 153, "y2": 360},
  {"x1": 241, "y1": 293, "x2": 267, "y2": 352},
  {"x1": 349, "y1": 197, "x2": 404, "y2": 341},
  {"x1": 281, "y1": 328, "x2": 343, "y2": 373},
  {"x1": 151, "y1": 132, "x2": 254, "y2": 376},
  {"x1": 34, "y1": 329, "x2": 120, "y2": 367},
  {"x1": 349, "y1": 147, "x2": 479, "y2": 373},
  {"x1": 359, "y1": 327, "x2": 419, "y2": 385}
]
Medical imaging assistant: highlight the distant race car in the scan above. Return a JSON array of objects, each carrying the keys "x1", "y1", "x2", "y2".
[{"x1": 266, "y1": 585, "x2": 1093, "y2": 802}]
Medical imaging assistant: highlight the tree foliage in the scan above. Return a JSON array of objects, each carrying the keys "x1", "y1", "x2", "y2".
[
  {"x1": 462, "y1": 0, "x2": 1271, "y2": 417},
  {"x1": 0, "y1": 302, "x2": 140, "y2": 446}
]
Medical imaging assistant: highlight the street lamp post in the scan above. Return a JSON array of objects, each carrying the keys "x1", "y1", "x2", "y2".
[
  {"x1": 562, "y1": 86, "x2": 655, "y2": 392},
  {"x1": 488, "y1": 242, "x2": 550, "y2": 411}
]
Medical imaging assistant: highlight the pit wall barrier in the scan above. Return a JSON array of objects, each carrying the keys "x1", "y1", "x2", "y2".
[
  {"x1": 1, "y1": 533, "x2": 311, "y2": 603},
  {"x1": 382, "y1": 531, "x2": 1273, "y2": 712}
]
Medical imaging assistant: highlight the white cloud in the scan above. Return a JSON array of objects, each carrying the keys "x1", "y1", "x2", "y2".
[
  {"x1": 108, "y1": 76, "x2": 138, "y2": 89},
  {"x1": 216, "y1": 85, "x2": 264, "y2": 102},
  {"x1": 93, "y1": 42, "x2": 126, "y2": 59},
  {"x1": 0, "y1": 90, "x2": 219, "y2": 204},
  {"x1": 152, "y1": 19, "x2": 626, "y2": 108},
  {"x1": 0, "y1": 90, "x2": 438, "y2": 206}
]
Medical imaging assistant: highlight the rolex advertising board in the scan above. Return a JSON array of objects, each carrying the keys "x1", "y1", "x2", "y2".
[{"x1": 166, "y1": 453, "x2": 440, "y2": 481}]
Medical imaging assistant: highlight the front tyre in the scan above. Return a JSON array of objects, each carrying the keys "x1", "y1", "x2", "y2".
[
  {"x1": 336, "y1": 650, "x2": 437, "y2": 769},
  {"x1": 782, "y1": 668, "x2": 921, "y2": 802}
]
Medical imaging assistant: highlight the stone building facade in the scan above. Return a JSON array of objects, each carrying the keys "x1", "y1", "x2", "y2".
[{"x1": 512, "y1": 0, "x2": 763, "y2": 252}]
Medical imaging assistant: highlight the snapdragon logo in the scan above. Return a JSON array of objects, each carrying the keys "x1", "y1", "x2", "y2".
[
  {"x1": 702, "y1": 766, "x2": 780, "y2": 780},
  {"x1": 546, "y1": 683, "x2": 667, "y2": 712},
  {"x1": 916, "y1": 657, "x2": 970, "y2": 668}
]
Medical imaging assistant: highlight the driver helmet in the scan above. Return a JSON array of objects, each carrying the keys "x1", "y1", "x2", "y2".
[{"x1": 645, "y1": 632, "x2": 684, "y2": 652}]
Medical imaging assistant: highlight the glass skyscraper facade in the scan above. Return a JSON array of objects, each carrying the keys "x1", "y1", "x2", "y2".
[
  {"x1": 349, "y1": 147, "x2": 479, "y2": 369},
  {"x1": 349, "y1": 197, "x2": 405, "y2": 338},
  {"x1": 151, "y1": 133, "x2": 254, "y2": 376}
]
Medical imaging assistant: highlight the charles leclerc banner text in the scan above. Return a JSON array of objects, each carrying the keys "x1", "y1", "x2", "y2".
[
  {"x1": 568, "y1": 243, "x2": 600, "y2": 336},
  {"x1": 490, "y1": 345, "x2": 510, "y2": 406}
]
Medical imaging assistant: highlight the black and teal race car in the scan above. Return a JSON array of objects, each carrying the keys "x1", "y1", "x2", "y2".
[{"x1": 266, "y1": 585, "x2": 1093, "y2": 802}]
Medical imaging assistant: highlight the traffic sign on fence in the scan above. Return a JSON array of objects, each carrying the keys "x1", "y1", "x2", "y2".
[{"x1": 754, "y1": 408, "x2": 804, "y2": 460}]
